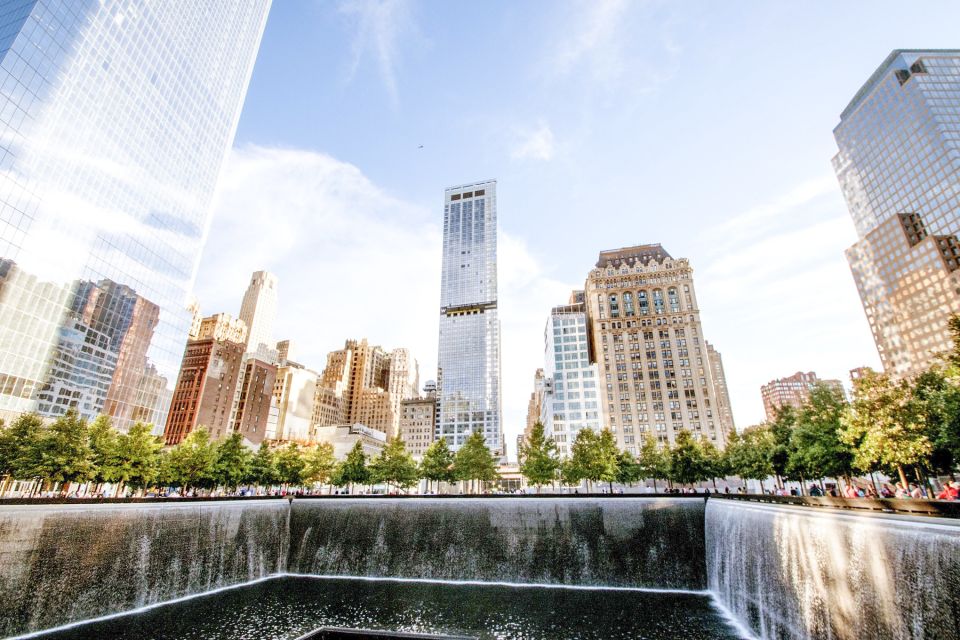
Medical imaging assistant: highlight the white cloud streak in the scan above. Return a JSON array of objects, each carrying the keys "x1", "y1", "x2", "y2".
[
  {"x1": 340, "y1": 0, "x2": 414, "y2": 107},
  {"x1": 510, "y1": 120, "x2": 556, "y2": 161}
]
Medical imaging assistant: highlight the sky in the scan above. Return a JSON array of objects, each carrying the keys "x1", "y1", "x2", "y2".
[{"x1": 194, "y1": 0, "x2": 960, "y2": 460}]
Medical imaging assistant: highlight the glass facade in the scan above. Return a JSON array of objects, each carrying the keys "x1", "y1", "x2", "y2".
[
  {"x1": 436, "y1": 180, "x2": 503, "y2": 456},
  {"x1": 542, "y1": 305, "x2": 601, "y2": 458},
  {"x1": 833, "y1": 50, "x2": 960, "y2": 378},
  {"x1": 0, "y1": 0, "x2": 270, "y2": 429}
]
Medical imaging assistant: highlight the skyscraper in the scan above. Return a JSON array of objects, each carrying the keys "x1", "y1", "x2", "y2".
[
  {"x1": 239, "y1": 270, "x2": 278, "y2": 358},
  {"x1": 759, "y1": 371, "x2": 844, "y2": 423},
  {"x1": 0, "y1": 1, "x2": 271, "y2": 430},
  {"x1": 436, "y1": 180, "x2": 503, "y2": 457},
  {"x1": 833, "y1": 50, "x2": 960, "y2": 379},
  {"x1": 584, "y1": 245, "x2": 732, "y2": 453}
]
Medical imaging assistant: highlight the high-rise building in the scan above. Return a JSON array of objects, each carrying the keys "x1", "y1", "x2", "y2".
[
  {"x1": 541, "y1": 297, "x2": 602, "y2": 458},
  {"x1": 584, "y1": 245, "x2": 732, "y2": 452},
  {"x1": 238, "y1": 270, "x2": 279, "y2": 359},
  {"x1": 312, "y1": 338, "x2": 416, "y2": 437},
  {"x1": 760, "y1": 371, "x2": 845, "y2": 422},
  {"x1": 230, "y1": 355, "x2": 277, "y2": 445},
  {"x1": 398, "y1": 384, "x2": 437, "y2": 460},
  {"x1": 523, "y1": 368, "x2": 546, "y2": 442},
  {"x1": 0, "y1": 1, "x2": 270, "y2": 430},
  {"x1": 833, "y1": 50, "x2": 960, "y2": 380},
  {"x1": 271, "y1": 361, "x2": 318, "y2": 443},
  {"x1": 163, "y1": 314, "x2": 247, "y2": 445},
  {"x1": 436, "y1": 180, "x2": 503, "y2": 457},
  {"x1": 705, "y1": 342, "x2": 736, "y2": 436}
]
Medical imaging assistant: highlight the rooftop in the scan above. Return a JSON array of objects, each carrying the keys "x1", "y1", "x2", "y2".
[{"x1": 596, "y1": 244, "x2": 673, "y2": 268}]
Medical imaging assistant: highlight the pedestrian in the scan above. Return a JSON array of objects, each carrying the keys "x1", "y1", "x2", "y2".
[
  {"x1": 909, "y1": 483, "x2": 923, "y2": 499},
  {"x1": 809, "y1": 484, "x2": 823, "y2": 497}
]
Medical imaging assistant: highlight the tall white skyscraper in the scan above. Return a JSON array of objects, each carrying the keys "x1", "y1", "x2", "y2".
[
  {"x1": 436, "y1": 180, "x2": 503, "y2": 457},
  {"x1": 239, "y1": 270, "x2": 278, "y2": 357},
  {"x1": 0, "y1": 0, "x2": 270, "y2": 429}
]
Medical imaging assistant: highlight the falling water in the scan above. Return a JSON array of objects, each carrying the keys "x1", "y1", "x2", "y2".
[
  {"x1": 0, "y1": 500, "x2": 289, "y2": 637},
  {"x1": 705, "y1": 498, "x2": 960, "y2": 640}
]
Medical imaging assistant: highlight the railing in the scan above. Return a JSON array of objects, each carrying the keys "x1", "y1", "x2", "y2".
[{"x1": 711, "y1": 493, "x2": 960, "y2": 519}]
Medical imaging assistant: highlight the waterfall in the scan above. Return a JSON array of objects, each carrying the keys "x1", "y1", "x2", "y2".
[
  {"x1": 287, "y1": 497, "x2": 706, "y2": 589},
  {"x1": 0, "y1": 500, "x2": 289, "y2": 637},
  {"x1": 705, "y1": 498, "x2": 960, "y2": 640}
]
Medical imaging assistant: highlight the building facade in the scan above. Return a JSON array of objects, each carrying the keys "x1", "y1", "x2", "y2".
[
  {"x1": 272, "y1": 362, "x2": 318, "y2": 443},
  {"x1": 163, "y1": 314, "x2": 246, "y2": 445},
  {"x1": 541, "y1": 298, "x2": 602, "y2": 458},
  {"x1": 313, "y1": 423, "x2": 387, "y2": 460},
  {"x1": 760, "y1": 371, "x2": 845, "y2": 422},
  {"x1": 0, "y1": 1, "x2": 270, "y2": 430},
  {"x1": 584, "y1": 245, "x2": 732, "y2": 453},
  {"x1": 523, "y1": 368, "x2": 546, "y2": 442},
  {"x1": 436, "y1": 180, "x2": 503, "y2": 457},
  {"x1": 705, "y1": 342, "x2": 736, "y2": 436},
  {"x1": 833, "y1": 50, "x2": 960, "y2": 380},
  {"x1": 238, "y1": 270, "x2": 278, "y2": 359},
  {"x1": 398, "y1": 391, "x2": 437, "y2": 460},
  {"x1": 230, "y1": 356, "x2": 277, "y2": 445}
]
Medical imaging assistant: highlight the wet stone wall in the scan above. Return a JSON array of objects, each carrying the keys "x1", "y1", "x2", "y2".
[
  {"x1": 287, "y1": 497, "x2": 708, "y2": 589},
  {"x1": 706, "y1": 498, "x2": 960, "y2": 640},
  {"x1": 0, "y1": 501, "x2": 289, "y2": 637}
]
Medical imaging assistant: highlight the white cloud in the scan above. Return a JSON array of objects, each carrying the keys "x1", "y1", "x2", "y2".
[
  {"x1": 510, "y1": 120, "x2": 556, "y2": 161},
  {"x1": 549, "y1": 0, "x2": 629, "y2": 84},
  {"x1": 340, "y1": 0, "x2": 415, "y2": 107},
  {"x1": 197, "y1": 145, "x2": 566, "y2": 459}
]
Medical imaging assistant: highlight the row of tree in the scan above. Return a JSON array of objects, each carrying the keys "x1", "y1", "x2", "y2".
[
  {"x1": 0, "y1": 412, "x2": 503, "y2": 496},
  {"x1": 519, "y1": 320, "x2": 960, "y2": 494}
]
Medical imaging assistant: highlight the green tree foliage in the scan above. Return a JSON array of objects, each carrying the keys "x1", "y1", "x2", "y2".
[
  {"x1": 39, "y1": 410, "x2": 94, "y2": 490},
  {"x1": 454, "y1": 431, "x2": 499, "y2": 492},
  {"x1": 768, "y1": 405, "x2": 799, "y2": 484},
  {"x1": 302, "y1": 442, "x2": 337, "y2": 488},
  {"x1": 332, "y1": 440, "x2": 370, "y2": 491},
  {"x1": 248, "y1": 442, "x2": 278, "y2": 487},
  {"x1": 569, "y1": 428, "x2": 618, "y2": 491},
  {"x1": 274, "y1": 442, "x2": 306, "y2": 487},
  {"x1": 213, "y1": 433, "x2": 252, "y2": 490},
  {"x1": 116, "y1": 422, "x2": 164, "y2": 493},
  {"x1": 166, "y1": 427, "x2": 217, "y2": 492},
  {"x1": 518, "y1": 422, "x2": 559, "y2": 490},
  {"x1": 558, "y1": 458, "x2": 581, "y2": 487},
  {"x1": 369, "y1": 437, "x2": 419, "y2": 491},
  {"x1": 789, "y1": 382, "x2": 854, "y2": 482},
  {"x1": 0, "y1": 413, "x2": 45, "y2": 481},
  {"x1": 420, "y1": 437, "x2": 456, "y2": 491},
  {"x1": 841, "y1": 368, "x2": 931, "y2": 488},
  {"x1": 700, "y1": 439, "x2": 728, "y2": 489},
  {"x1": 615, "y1": 450, "x2": 642, "y2": 486},
  {"x1": 87, "y1": 415, "x2": 121, "y2": 486},
  {"x1": 667, "y1": 430, "x2": 709, "y2": 486},
  {"x1": 910, "y1": 368, "x2": 960, "y2": 473},
  {"x1": 725, "y1": 426, "x2": 775, "y2": 491},
  {"x1": 635, "y1": 434, "x2": 668, "y2": 492}
]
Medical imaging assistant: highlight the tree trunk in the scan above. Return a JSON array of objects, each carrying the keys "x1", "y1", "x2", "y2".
[
  {"x1": 759, "y1": 479, "x2": 765, "y2": 494},
  {"x1": 652, "y1": 478, "x2": 658, "y2": 493},
  {"x1": 712, "y1": 477, "x2": 718, "y2": 491},
  {"x1": 897, "y1": 465, "x2": 909, "y2": 492},
  {"x1": 869, "y1": 472, "x2": 879, "y2": 496}
]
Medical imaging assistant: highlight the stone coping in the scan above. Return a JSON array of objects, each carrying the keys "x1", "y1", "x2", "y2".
[{"x1": 711, "y1": 493, "x2": 960, "y2": 519}]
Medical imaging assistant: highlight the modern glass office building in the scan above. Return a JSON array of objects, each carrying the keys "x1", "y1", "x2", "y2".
[
  {"x1": 0, "y1": 0, "x2": 271, "y2": 429},
  {"x1": 833, "y1": 50, "x2": 960, "y2": 378},
  {"x1": 436, "y1": 180, "x2": 503, "y2": 457}
]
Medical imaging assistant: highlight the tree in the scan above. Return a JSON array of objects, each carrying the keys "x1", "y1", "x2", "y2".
[
  {"x1": 667, "y1": 430, "x2": 709, "y2": 487},
  {"x1": 768, "y1": 405, "x2": 799, "y2": 488},
  {"x1": 518, "y1": 422, "x2": 559, "y2": 491},
  {"x1": 274, "y1": 443, "x2": 306, "y2": 488},
  {"x1": 302, "y1": 442, "x2": 336, "y2": 490},
  {"x1": 726, "y1": 425, "x2": 775, "y2": 492},
  {"x1": 569, "y1": 428, "x2": 618, "y2": 492},
  {"x1": 615, "y1": 450, "x2": 642, "y2": 487},
  {"x1": 369, "y1": 437, "x2": 419, "y2": 492},
  {"x1": 116, "y1": 422, "x2": 164, "y2": 495},
  {"x1": 87, "y1": 415, "x2": 121, "y2": 489},
  {"x1": 789, "y1": 383, "x2": 854, "y2": 486},
  {"x1": 636, "y1": 434, "x2": 668, "y2": 492},
  {"x1": 213, "y1": 433, "x2": 252, "y2": 491},
  {"x1": 420, "y1": 437, "x2": 456, "y2": 492},
  {"x1": 454, "y1": 431, "x2": 499, "y2": 493},
  {"x1": 248, "y1": 442, "x2": 278, "y2": 488},
  {"x1": 558, "y1": 458, "x2": 581, "y2": 487},
  {"x1": 0, "y1": 414, "x2": 45, "y2": 493},
  {"x1": 166, "y1": 427, "x2": 217, "y2": 493},
  {"x1": 841, "y1": 369, "x2": 931, "y2": 489},
  {"x1": 38, "y1": 410, "x2": 94, "y2": 493},
  {"x1": 910, "y1": 368, "x2": 960, "y2": 475},
  {"x1": 332, "y1": 440, "x2": 370, "y2": 492},
  {"x1": 700, "y1": 439, "x2": 728, "y2": 491}
]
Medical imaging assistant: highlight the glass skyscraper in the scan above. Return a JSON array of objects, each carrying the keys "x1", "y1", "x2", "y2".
[
  {"x1": 833, "y1": 50, "x2": 960, "y2": 378},
  {"x1": 0, "y1": 1, "x2": 271, "y2": 429},
  {"x1": 436, "y1": 180, "x2": 503, "y2": 457}
]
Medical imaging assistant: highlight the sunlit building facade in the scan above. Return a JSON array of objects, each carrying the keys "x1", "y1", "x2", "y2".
[
  {"x1": 584, "y1": 245, "x2": 732, "y2": 453},
  {"x1": 833, "y1": 49, "x2": 960, "y2": 379},
  {"x1": 760, "y1": 370, "x2": 844, "y2": 423},
  {"x1": 436, "y1": 180, "x2": 503, "y2": 457},
  {"x1": 0, "y1": 0, "x2": 270, "y2": 430}
]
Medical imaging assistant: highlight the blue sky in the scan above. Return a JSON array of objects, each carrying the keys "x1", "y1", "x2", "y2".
[{"x1": 195, "y1": 0, "x2": 960, "y2": 458}]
